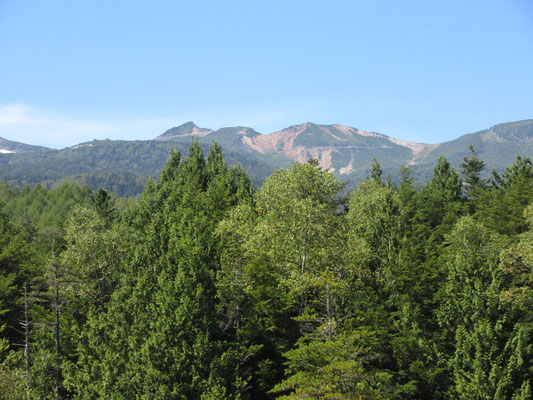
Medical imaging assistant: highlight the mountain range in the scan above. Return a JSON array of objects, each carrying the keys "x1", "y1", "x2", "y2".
[
  {"x1": 1, "y1": 119, "x2": 532, "y2": 196},
  {"x1": 0, "y1": 137, "x2": 48, "y2": 154}
]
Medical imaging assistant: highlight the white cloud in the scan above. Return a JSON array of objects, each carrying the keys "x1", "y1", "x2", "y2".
[
  {"x1": 0, "y1": 103, "x2": 36, "y2": 125},
  {"x1": 0, "y1": 103, "x2": 173, "y2": 149},
  {"x1": 0, "y1": 101, "x2": 319, "y2": 149}
]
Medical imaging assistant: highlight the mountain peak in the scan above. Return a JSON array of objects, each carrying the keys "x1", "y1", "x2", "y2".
[
  {"x1": 0, "y1": 137, "x2": 48, "y2": 153},
  {"x1": 154, "y1": 122, "x2": 213, "y2": 140},
  {"x1": 479, "y1": 119, "x2": 533, "y2": 143},
  {"x1": 177, "y1": 121, "x2": 198, "y2": 130}
]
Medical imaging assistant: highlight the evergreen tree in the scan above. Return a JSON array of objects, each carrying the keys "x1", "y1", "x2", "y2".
[
  {"x1": 398, "y1": 164, "x2": 416, "y2": 206},
  {"x1": 4, "y1": 141, "x2": 533, "y2": 399},
  {"x1": 91, "y1": 188, "x2": 117, "y2": 224},
  {"x1": 477, "y1": 155, "x2": 533, "y2": 235},
  {"x1": 0, "y1": 210, "x2": 36, "y2": 346},
  {"x1": 370, "y1": 158, "x2": 383, "y2": 185},
  {"x1": 495, "y1": 204, "x2": 533, "y2": 399},
  {"x1": 385, "y1": 156, "x2": 466, "y2": 398},
  {"x1": 460, "y1": 143, "x2": 486, "y2": 204},
  {"x1": 437, "y1": 216, "x2": 533, "y2": 399},
  {"x1": 68, "y1": 141, "x2": 251, "y2": 398}
]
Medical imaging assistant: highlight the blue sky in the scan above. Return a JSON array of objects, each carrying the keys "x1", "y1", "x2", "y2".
[{"x1": 0, "y1": 0, "x2": 532, "y2": 149}]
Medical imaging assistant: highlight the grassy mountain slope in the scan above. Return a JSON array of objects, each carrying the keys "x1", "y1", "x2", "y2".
[
  {"x1": 412, "y1": 119, "x2": 533, "y2": 181},
  {"x1": 1, "y1": 120, "x2": 532, "y2": 196}
]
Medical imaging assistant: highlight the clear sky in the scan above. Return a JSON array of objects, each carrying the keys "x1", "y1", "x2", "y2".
[{"x1": 1, "y1": 0, "x2": 532, "y2": 149}]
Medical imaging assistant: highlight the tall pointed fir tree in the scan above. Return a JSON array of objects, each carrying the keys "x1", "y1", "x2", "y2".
[
  {"x1": 460, "y1": 143, "x2": 486, "y2": 205},
  {"x1": 66, "y1": 141, "x2": 253, "y2": 399}
]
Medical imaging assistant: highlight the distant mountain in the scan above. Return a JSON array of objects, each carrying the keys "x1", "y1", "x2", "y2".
[
  {"x1": 155, "y1": 120, "x2": 533, "y2": 183},
  {"x1": 0, "y1": 139, "x2": 274, "y2": 196},
  {"x1": 0, "y1": 137, "x2": 48, "y2": 153},
  {"x1": 1, "y1": 120, "x2": 532, "y2": 196},
  {"x1": 155, "y1": 122, "x2": 423, "y2": 181},
  {"x1": 407, "y1": 120, "x2": 533, "y2": 181},
  {"x1": 416, "y1": 120, "x2": 533, "y2": 165},
  {"x1": 155, "y1": 122, "x2": 213, "y2": 140}
]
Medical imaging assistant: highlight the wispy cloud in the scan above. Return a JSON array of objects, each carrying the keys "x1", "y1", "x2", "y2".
[
  {"x1": 0, "y1": 102, "x2": 322, "y2": 149},
  {"x1": 0, "y1": 103, "x2": 174, "y2": 149},
  {"x1": 0, "y1": 104, "x2": 34, "y2": 125}
]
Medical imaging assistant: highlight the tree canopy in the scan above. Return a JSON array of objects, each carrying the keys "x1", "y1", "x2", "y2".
[{"x1": 0, "y1": 146, "x2": 531, "y2": 399}]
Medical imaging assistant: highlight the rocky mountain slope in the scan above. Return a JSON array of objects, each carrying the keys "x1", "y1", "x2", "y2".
[
  {"x1": 1, "y1": 119, "x2": 532, "y2": 196},
  {"x1": 154, "y1": 122, "x2": 430, "y2": 174},
  {"x1": 153, "y1": 119, "x2": 533, "y2": 182}
]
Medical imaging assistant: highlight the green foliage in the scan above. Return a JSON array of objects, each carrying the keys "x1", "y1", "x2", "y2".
[
  {"x1": 477, "y1": 155, "x2": 533, "y2": 235},
  {"x1": 348, "y1": 180, "x2": 401, "y2": 275},
  {"x1": 428, "y1": 155, "x2": 462, "y2": 203},
  {"x1": 0, "y1": 138, "x2": 276, "y2": 196},
  {"x1": 1, "y1": 141, "x2": 533, "y2": 398},
  {"x1": 91, "y1": 187, "x2": 117, "y2": 223},
  {"x1": 460, "y1": 143, "x2": 486, "y2": 203},
  {"x1": 217, "y1": 200, "x2": 293, "y2": 397},
  {"x1": 0, "y1": 182, "x2": 93, "y2": 241},
  {"x1": 272, "y1": 332, "x2": 385, "y2": 399},
  {"x1": 370, "y1": 158, "x2": 383, "y2": 184},
  {"x1": 0, "y1": 210, "x2": 36, "y2": 349},
  {"x1": 60, "y1": 206, "x2": 125, "y2": 308},
  {"x1": 0, "y1": 338, "x2": 25, "y2": 400},
  {"x1": 249, "y1": 162, "x2": 346, "y2": 307},
  {"x1": 65, "y1": 141, "x2": 256, "y2": 398},
  {"x1": 438, "y1": 216, "x2": 532, "y2": 399}
]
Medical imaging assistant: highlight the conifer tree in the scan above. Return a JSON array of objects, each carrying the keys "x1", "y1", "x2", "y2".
[
  {"x1": 477, "y1": 155, "x2": 533, "y2": 235},
  {"x1": 398, "y1": 164, "x2": 416, "y2": 206},
  {"x1": 68, "y1": 140, "x2": 252, "y2": 398},
  {"x1": 436, "y1": 216, "x2": 532, "y2": 399},
  {"x1": 370, "y1": 158, "x2": 383, "y2": 185},
  {"x1": 460, "y1": 143, "x2": 486, "y2": 202},
  {"x1": 91, "y1": 188, "x2": 117, "y2": 224}
]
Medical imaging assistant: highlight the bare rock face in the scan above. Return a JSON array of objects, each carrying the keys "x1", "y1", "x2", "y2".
[
  {"x1": 239, "y1": 122, "x2": 434, "y2": 172},
  {"x1": 151, "y1": 121, "x2": 454, "y2": 175},
  {"x1": 3, "y1": 119, "x2": 531, "y2": 197}
]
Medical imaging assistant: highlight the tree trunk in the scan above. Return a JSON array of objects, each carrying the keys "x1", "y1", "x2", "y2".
[
  {"x1": 23, "y1": 282, "x2": 31, "y2": 400},
  {"x1": 54, "y1": 266, "x2": 61, "y2": 400}
]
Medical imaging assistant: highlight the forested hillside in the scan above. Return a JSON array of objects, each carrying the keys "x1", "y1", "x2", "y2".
[
  {"x1": 0, "y1": 141, "x2": 532, "y2": 399},
  {"x1": 2, "y1": 119, "x2": 532, "y2": 197},
  {"x1": 0, "y1": 139, "x2": 276, "y2": 196}
]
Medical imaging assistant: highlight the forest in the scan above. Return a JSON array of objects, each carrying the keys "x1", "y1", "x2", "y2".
[{"x1": 0, "y1": 140, "x2": 531, "y2": 399}]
